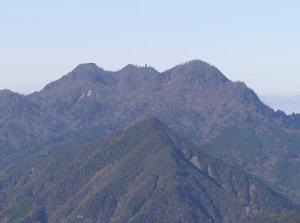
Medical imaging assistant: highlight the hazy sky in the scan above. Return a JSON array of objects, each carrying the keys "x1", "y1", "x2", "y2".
[{"x1": 1, "y1": 0, "x2": 300, "y2": 94}]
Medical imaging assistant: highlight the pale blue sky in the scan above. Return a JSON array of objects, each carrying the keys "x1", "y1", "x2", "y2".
[{"x1": 1, "y1": 0, "x2": 300, "y2": 94}]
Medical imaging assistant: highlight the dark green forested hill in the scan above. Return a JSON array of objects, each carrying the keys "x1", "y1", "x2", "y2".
[{"x1": 0, "y1": 118, "x2": 297, "y2": 223}]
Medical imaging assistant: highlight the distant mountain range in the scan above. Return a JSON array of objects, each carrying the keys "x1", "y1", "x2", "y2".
[{"x1": 1, "y1": 60, "x2": 300, "y2": 222}]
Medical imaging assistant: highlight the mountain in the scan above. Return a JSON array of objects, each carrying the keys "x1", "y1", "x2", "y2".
[
  {"x1": 1, "y1": 60, "x2": 300, "y2": 204},
  {"x1": 0, "y1": 118, "x2": 296, "y2": 223},
  {"x1": 0, "y1": 90, "x2": 54, "y2": 156},
  {"x1": 258, "y1": 212, "x2": 300, "y2": 223}
]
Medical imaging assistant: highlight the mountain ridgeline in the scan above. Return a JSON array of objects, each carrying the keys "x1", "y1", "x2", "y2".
[
  {"x1": 0, "y1": 118, "x2": 296, "y2": 222},
  {"x1": 1, "y1": 60, "x2": 300, "y2": 222}
]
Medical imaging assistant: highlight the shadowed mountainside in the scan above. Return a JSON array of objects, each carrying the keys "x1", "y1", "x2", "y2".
[{"x1": 0, "y1": 118, "x2": 296, "y2": 223}]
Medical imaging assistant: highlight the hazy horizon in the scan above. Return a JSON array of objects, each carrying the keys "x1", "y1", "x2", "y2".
[{"x1": 1, "y1": 1, "x2": 300, "y2": 96}]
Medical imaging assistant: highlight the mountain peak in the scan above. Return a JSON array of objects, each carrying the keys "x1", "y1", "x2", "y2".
[
  {"x1": 129, "y1": 117, "x2": 168, "y2": 132},
  {"x1": 120, "y1": 64, "x2": 159, "y2": 74},
  {"x1": 0, "y1": 89, "x2": 17, "y2": 94},
  {"x1": 183, "y1": 59, "x2": 211, "y2": 66},
  {"x1": 62, "y1": 62, "x2": 110, "y2": 83},
  {"x1": 123, "y1": 117, "x2": 171, "y2": 140},
  {"x1": 72, "y1": 63, "x2": 103, "y2": 73},
  {"x1": 121, "y1": 64, "x2": 139, "y2": 71},
  {"x1": 165, "y1": 59, "x2": 229, "y2": 84},
  {"x1": 0, "y1": 89, "x2": 22, "y2": 98},
  {"x1": 173, "y1": 59, "x2": 216, "y2": 70}
]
